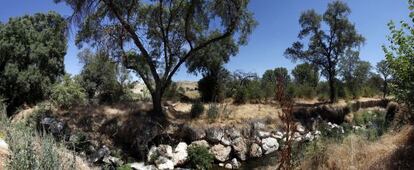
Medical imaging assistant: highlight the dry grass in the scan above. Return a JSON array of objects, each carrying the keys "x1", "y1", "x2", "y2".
[{"x1": 300, "y1": 125, "x2": 414, "y2": 170}]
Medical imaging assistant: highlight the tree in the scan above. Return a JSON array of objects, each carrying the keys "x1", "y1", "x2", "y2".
[
  {"x1": 78, "y1": 49, "x2": 126, "y2": 103},
  {"x1": 261, "y1": 67, "x2": 290, "y2": 100},
  {"x1": 56, "y1": 0, "x2": 256, "y2": 118},
  {"x1": 284, "y1": 1, "x2": 364, "y2": 102},
  {"x1": 376, "y1": 60, "x2": 391, "y2": 98},
  {"x1": 291, "y1": 63, "x2": 319, "y2": 87},
  {"x1": 186, "y1": 33, "x2": 239, "y2": 102},
  {"x1": 0, "y1": 12, "x2": 67, "y2": 115},
  {"x1": 383, "y1": 0, "x2": 414, "y2": 111}
]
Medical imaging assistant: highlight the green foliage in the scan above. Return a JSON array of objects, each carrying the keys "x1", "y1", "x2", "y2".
[
  {"x1": 261, "y1": 67, "x2": 291, "y2": 100},
  {"x1": 383, "y1": 0, "x2": 414, "y2": 111},
  {"x1": 0, "y1": 12, "x2": 67, "y2": 114},
  {"x1": 197, "y1": 68, "x2": 230, "y2": 102},
  {"x1": 285, "y1": 1, "x2": 365, "y2": 102},
  {"x1": 117, "y1": 164, "x2": 133, "y2": 170},
  {"x1": 187, "y1": 145, "x2": 214, "y2": 170},
  {"x1": 78, "y1": 49, "x2": 126, "y2": 103},
  {"x1": 191, "y1": 101, "x2": 205, "y2": 119},
  {"x1": 51, "y1": 75, "x2": 86, "y2": 109},
  {"x1": 164, "y1": 82, "x2": 183, "y2": 102},
  {"x1": 207, "y1": 104, "x2": 220, "y2": 120},
  {"x1": 234, "y1": 79, "x2": 263, "y2": 104},
  {"x1": 292, "y1": 63, "x2": 319, "y2": 87}
]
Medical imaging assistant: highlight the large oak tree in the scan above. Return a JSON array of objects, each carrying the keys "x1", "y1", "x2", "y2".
[
  {"x1": 284, "y1": 1, "x2": 364, "y2": 102},
  {"x1": 56, "y1": 0, "x2": 256, "y2": 118}
]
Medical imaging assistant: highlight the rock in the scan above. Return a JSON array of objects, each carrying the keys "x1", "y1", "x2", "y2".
[
  {"x1": 154, "y1": 156, "x2": 174, "y2": 170},
  {"x1": 231, "y1": 158, "x2": 241, "y2": 169},
  {"x1": 189, "y1": 140, "x2": 210, "y2": 148},
  {"x1": 296, "y1": 124, "x2": 305, "y2": 134},
  {"x1": 210, "y1": 144, "x2": 231, "y2": 162},
  {"x1": 221, "y1": 136, "x2": 232, "y2": 146},
  {"x1": 130, "y1": 162, "x2": 157, "y2": 170},
  {"x1": 261, "y1": 137, "x2": 279, "y2": 154},
  {"x1": 219, "y1": 163, "x2": 225, "y2": 167},
  {"x1": 249, "y1": 143, "x2": 262, "y2": 158},
  {"x1": 206, "y1": 127, "x2": 225, "y2": 143},
  {"x1": 251, "y1": 121, "x2": 266, "y2": 130},
  {"x1": 256, "y1": 131, "x2": 271, "y2": 138},
  {"x1": 90, "y1": 145, "x2": 110, "y2": 163},
  {"x1": 224, "y1": 163, "x2": 233, "y2": 169},
  {"x1": 147, "y1": 146, "x2": 158, "y2": 163},
  {"x1": 158, "y1": 145, "x2": 173, "y2": 158},
  {"x1": 0, "y1": 139, "x2": 10, "y2": 155},
  {"x1": 272, "y1": 131, "x2": 283, "y2": 139},
  {"x1": 226, "y1": 127, "x2": 242, "y2": 139},
  {"x1": 173, "y1": 142, "x2": 188, "y2": 166},
  {"x1": 103, "y1": 156, "x2": 123, "y2": 166},
  {"x1": 185, "y1": 126, "x2": 206, "y2": 141},
  {"x1": 231, "y1": 137, "x2": 248, "y2": 161},
  {"x1": 39, "y1": 117, "x2": 70, "y2": 140},
  {"x1": 304, "y1": 132, "x2": 314, "y2": 141}
]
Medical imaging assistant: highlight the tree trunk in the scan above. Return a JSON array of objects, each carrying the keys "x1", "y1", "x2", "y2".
[
  {"x1": 151, "y1": 89, "x2": 165, "y2": 119},
  {"x1": 383, "y1": 80, "x2": 387, "y2": 99},
  {"x1": 328, "y1": 72, "x2": 336, "y2": 103}
]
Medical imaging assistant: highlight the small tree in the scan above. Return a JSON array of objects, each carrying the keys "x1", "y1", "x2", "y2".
[
  {"x1": 376, "y1": 60, "x2": 391, "y2": 98},
  {"x1": 383, "y1": 0, "x2": 414, "y2": 111},
  {"x1": 292, "y1": 63, "x2": 319, "y2": 87},
  {"x1": 261, "y1": 67, "x2": 291, "y2": 100},
  {"x1": 285, "y1": 1, "x2": 364, "y2": 103},
  {"x1": 51, "y1": 75, "x2": 87, "y2": 109}
]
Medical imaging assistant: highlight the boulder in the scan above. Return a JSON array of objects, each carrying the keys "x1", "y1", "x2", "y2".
[
  {"x1": 272, "y1": 131, "x2": 283, "y2": 139},
  {"x1": 184, "y1": 126, "x2": 206, "y2": 141},
  {"x1": 231, "y1": 137, "x2": 248, "y2": 161},
  {"x1": 210, "y1": 144, "x2": 231, "y2": 162},
  {"x1": 221, "y1": 136, "x2": 232, "y2": 146},
  {"x1": 147, "y1": 146, "x2": 158, "y2": 163},
  {"x1": 231, "y1": 158, "x2": 241, "y2": 169},
  {"x1": 296, "y1": 124, "x2": 305, "y2": 134},
  {"x1": 256, "y1": 131, "x2": 271, "y2": 138},
  {"x1": 90, "y1": 145, "x2": 111, "y2": 163},
  {"x1": 249, "y1": 143, "x2": 262, "y2": 158},
  {"x1": 261, "y1": 137, "x2": 279, "y2": 154},
  {"x1": 0, "y1": 139, "x2": 10, "y2": 156},
  {"x1": 103, "y1": 156, "x2": 123, "y2": 166},
  {"x1": 158, "y1": 145, "x2": 173, "y2": 158},
  {"x1": 130, "y1": 162, "x2": 157, "y2": 170},
  {"x1": 224, "y1": 163, "x2": 233, "y2": 169},
  {"x1": 251, "y1": 121, "x2": 266, "y2": 130},
  {"x1": 189, "y1": 140, "x2": 210, "y2": 148},
  {"x1": 39, "y1": 117, "x2": 70, "y2": 140},
  {"x1": 172, "y1": 142, "x2": 188, "y2": 166},
  {"x1": 226, "y1": 127, "x2": 242, "y2": 139},
  {"x1": 206, "y1": 127, "x2": 225, "y2": 143},
  {"x1": 154, "y1": 156, "x2": 174, "y2": 170}
]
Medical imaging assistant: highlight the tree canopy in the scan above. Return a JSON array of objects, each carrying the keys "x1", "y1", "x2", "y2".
[
  {"x1": 292, "y1": 63, "x2": 319, "y2": 87},
  {"x1": 284, "y1": 1, "x2": 364, "y2": 102},
  {"x1": 0, "y1": 12, "x2": 67, "y2": 114},
  {"x1": 56, "y1": 0, "x2": 257, "y2": 117}
]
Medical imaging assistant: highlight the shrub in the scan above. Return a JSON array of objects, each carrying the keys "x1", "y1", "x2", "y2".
[
  {"x1": 207, "y1": 104, "x2": 220, "y2": 120},
  {"x1": 117, "y1": 164, "x2": 133, "y2": 170},
  {"x1": 191, "y1": 101, "x2": 205, "y2": 118},
  {"x1": 0, "y1": 96, "x2": 5, "y2": 115},
  {"x1": 51, "y1": 75, "x2": 86, "y2": 109},
  {"x1": 187, "y1": 145, "x2": 214, "y2": 170}
]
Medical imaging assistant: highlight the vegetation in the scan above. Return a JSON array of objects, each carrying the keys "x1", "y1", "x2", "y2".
[
  {"x1": 383, "y1": 0, "x2": 414, "y2": 111},
  {"x1": 56, "y1": 0, "x2": 257, "y2": 118},
  {"x1": 187, "y1": 145, "x2": 214, "y2": 170},
  {"x1": 285, "y1": 1, "x2": 365, "y2": 102},
  {"x1": 190, "y1": 101, "x2": 205, "y2": 119},
  {"x1": 51, "y1": 75, "x2": 86, "y2": 109},
  {"x1": 0, "y1": 12, "x2": 67, "y2": 115}
]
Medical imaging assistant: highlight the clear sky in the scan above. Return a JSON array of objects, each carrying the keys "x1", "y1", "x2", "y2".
[{"x1": 0, "y1": 0, "x2": 410, "y2": 81}]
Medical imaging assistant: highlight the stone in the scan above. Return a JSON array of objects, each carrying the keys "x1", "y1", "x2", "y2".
[
  {"x1": 251, "y1": 121, "x2": 266, "y2": 130},
  {"x1": 210, "y1": 144, "x2": 231, "y2": 162},
  {"x1": 221, "y1": 136, "x2": 232, "y2": 146},
  {"x1": 0, "y1": 139, "x2": 10, "y2": 155},
  {"x1": 172, "y1": 142, "x2": 188, "y2": 166},
  {"x1": 224, "y1": 163, "x2": 233, "y2": 169},
  {"x1": 231, "y1": 158, "x2": 241, "y2": 169},
  {"x1": 256, "y1": 131, "x2": 271, "y2": 138},
  {"x1": 249, "y1": 143, "x2": 262, "y2": 158},
  {"x1": 206, "y1": 127, "x2": 225, "y2": 143},
  {"x1": 130, "y1": 162, "x2": 157, "y2": 170},
  {"x1": 185, "y1": 126, "x2": 206, "y2": 141},
  {"x1": 261, "y1": 137, "x2": 279, "y2": 154},
  {"x1": 189, "y1": 140, "x2": 210, "y2": 148},
  {"x1": 154, "y1": 156, "x2": 174, "y2": 170},
  {"x1": 39, "y1": 117, "x2": 70, "y2": 140},
  {"x1": 231, "y1": 137, "x2": 248, "y2": 161},
  {"x1": 272, "y1": 131, "x2": 284, "y2": 139},
  {"x1": 296, "y1": 124, "x2": 305, "y2": 134},
  {"x1": 90, "y1": 145, "x2": 111, "y2": 163},
  {"x1": 219, "y1": 163, "x2": 225, "y2": 167},
  {"x1": 158, "y1": 145, "x2": 173, "y2": 158},
  {"x1": 103, "y1": 156, "x2": 123, "y2": 166},
  {"x1": 226, "y1": 127, "x2": 242, "y2": 139},
  {"x1": 147, "y1": 146, "x2": 158, "y2": 163},
  {"x1": 304, "y1": 132, "x2": 314, "y2": 141}
]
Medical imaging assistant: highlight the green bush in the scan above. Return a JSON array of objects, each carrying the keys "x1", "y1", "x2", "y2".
[
  {"x1": 51, "y1": 75, "x2": 86, "y2": 109},
  {"x1": 117, "y1": 164, "x2": 133, "y2": 170},
  {"x1": 187, "y1": 145, "x2": 214, "y2": 170},
  {"x1": 207, "y1": 104, "x2": 220, "y2": 120},
  {"x1": 191, "y1": 101, "x2": 205, "y2": 118}
]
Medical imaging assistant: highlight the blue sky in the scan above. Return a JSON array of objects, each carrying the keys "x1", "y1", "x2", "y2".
[{"x1": 0, "y1": 0, "x2": 410, "y2": 81}]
